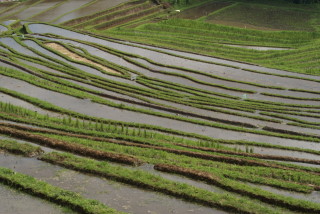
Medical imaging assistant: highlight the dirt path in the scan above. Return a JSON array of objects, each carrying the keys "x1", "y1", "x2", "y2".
[{"x1": 45, "y1": 42, "x2": 120, "y2": 74}]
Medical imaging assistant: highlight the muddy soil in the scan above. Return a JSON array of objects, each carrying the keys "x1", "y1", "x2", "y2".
[
  {"x1": 0, "y1": 185, "x2": 72, "y2": 214},
  {"x1": 0, "y1": 92, "x2": 63, "y2": 118},
  {"x1": 280, "y1": 113, "x2": 320, "y2": 124},
  {"x1": 0, "y1": 60, "x2": 24, "y2": 71},
  {"x1": 247, "y1": 182, "x2": 320, "y2": 204},
  {"x1": 1, "y1": 20, "x2": 16, "y2": 26},
  {"x1": 0, "y1": 2, "x2": 16, "y2": 14},
  {"x1": 22, "y1": 39, "x2": 103, "y2": 73},
  {"x1": 275, "y1": 160, "x2": 320, "y2": 168},
  {"x1": 137, "y1": 163, "x2": 227, "y2": 193},
  {"x1": 0, "y1": 75, "x2": 319, "y2": 152},
  {"x1": 46, "y1": 42, "x2": 119, "y2": 74},
  {"x1": 30, "y1": 35, "x2": 320, "y2": 105},
  {"x1": 0, "y1": 137, "x2": 286, "y2": 213},
  {"x1": 131, "y1": 57, "x2": 320, "y2": 105},
  {"x1": 55, "y1": 0, "x2": 130, "y2": 24},
  {"x1": 112, "y1": 43, "x2": 320, "y2": 92},
  {"x1": 8, "y1": 0, "x2": 62, "y2": 20},
  {"x1": 145, "y1": 95, "x2": 320, "y2": 136},
  {"x1": 0, "y1": 0, "x2": 39, "y2": 19},
  {"x1": 17, "y1": 58, "x2": 69, "y2": 76},
  {"x1": 0, "y1": 135, "x2": 58, "y2": 153},
  {"x1": 0, "y1": 37, "x2": 48, "y2": 61},
  {"x1": 0, "y1": 25, "x2": 7, "y2": 32},
  {"x1": 0, "y1": 45, "x2": 9, "y2": 52},
  {"x1": 0, "y1": 153, "x2": 226, "y2": 214},
  {"x1": 66, "y1": 79, "x2": 152, "y2": 104},
  {"x1": 126, "y1": 40, "x2": 320, "y2": 81},
  {"x1": 226, "y1": 144, "x2": 320, "y2": 161},
  {"x1": 29, "y1": 35, "x2": 162, "y2": 88},
  {"x1": 0, "y1": 135, "x2": 229, "y2": 195},
  {"x1": 31, "y1": 0, "x2": 92, "y2": 23},
  {"x1": 27, "y1": 25, "x2": 320, "y2": 92}
]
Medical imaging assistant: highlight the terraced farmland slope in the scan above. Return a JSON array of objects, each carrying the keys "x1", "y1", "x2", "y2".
[{"x1": 0, "y1": 0, "x2": 319, "y2": 213}]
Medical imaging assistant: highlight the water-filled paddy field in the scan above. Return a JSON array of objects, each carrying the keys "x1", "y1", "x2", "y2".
[{"x1": 0, "y1": 0, "x2": 320, "y2": 213}]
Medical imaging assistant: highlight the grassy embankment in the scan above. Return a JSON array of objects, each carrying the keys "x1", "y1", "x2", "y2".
[
  {"x1": 0, "y1": 167, "x2": 122, "y2": 214},
  {"x1": 0, "y1": 101, "x2": 320, "y2": 193},
  {"x1": 97, "y1": 0, "x2": 320, "y2": 75}
]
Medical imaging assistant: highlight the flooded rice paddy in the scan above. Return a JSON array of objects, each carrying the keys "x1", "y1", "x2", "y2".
[
  {"x1": 0, "y1": 18, "x2": 319, "y2": 214},
  {"x1": 28, "y1": 24, "x2": 320, "y2": 92},
  {"x1": 1, "y1": 75, "x2": 319, "y2": 151},
  {"x1": 0, "y1": 184, "x2": 72, "y2": 214},
  {"x1": 54, "y1": 0, "x2": 130, "y2": 24},
  {"x1": 0, "y1": 152, "x2": 227, "y2": 214},
  {"x1": 8, "y1": 0, "x2": 62, "y2": 21},
  {"x1": 35, "y1": 0, "x2": 93, "y2": 23}
]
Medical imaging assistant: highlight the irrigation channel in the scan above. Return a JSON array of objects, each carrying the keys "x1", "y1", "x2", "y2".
[{"x1": 0, "y1": 22, "x2": 319, "y2": 214}]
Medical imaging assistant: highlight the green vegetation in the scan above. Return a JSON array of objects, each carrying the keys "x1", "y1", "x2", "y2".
[
  {"x1": 205, "y1": 2, "x2": 317, "y2": 31},
  {"x1": 0, "y1": 139, "x2": 43, "y2": 157},
  {"x1": 0, "y1": 1, "x2": 319, "y2": 213},
  {"x1": 39, "y1": 151, "x2": 293, "y2": 214},
  {"x1": 0, "y1": 167, "x2": 122, "y2": 214},
  {"x1": 0, "y1": 70, "x2": 318, "y2": 143},
  {"x1": 154, "y1": 163, "x2": 320, "y2": 213},
  {"x1": 97, "y1": 0, "x2": 320, "y2": 75},
  {"x1": 105, "y1": 20, "x2": 320, "y2": 74},
  {"x1": 0, "y1": 100, "x2": 319, "y2": 156}
]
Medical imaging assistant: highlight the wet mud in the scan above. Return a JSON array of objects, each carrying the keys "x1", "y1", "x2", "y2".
[
  {"x1": 31, "y1": 0, "x2": 91, "y2": 23},
  {"x1": 0, "y1": 153, "x2": 227, "y2": 214},
  {"x1": 247, "y1": 182, "x2": 320, "y2": 204},
  {"x1": 0, "y1": 75, "x2": 319, "y2": 152},
  {"x1": 0, "y1": 184, "x2": 72, "y2": 214},
  {"x1": 56, "y1": 0, "x2": 130, "y2": 24},
  {"x1": 9, "y1": 0, "x2": 62, "y2": 20}
]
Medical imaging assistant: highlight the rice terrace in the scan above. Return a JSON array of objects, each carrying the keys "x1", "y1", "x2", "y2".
[{"x1": 0, "y1": 0, "x2": 320, "y2": 213}]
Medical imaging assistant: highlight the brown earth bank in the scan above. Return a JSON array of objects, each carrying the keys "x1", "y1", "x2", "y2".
[
  {"x1": 154, "y1": 163, "x2": 320, "y2": 213},
  {"x1": 0, "y1": 122, "x2": 319, "y2": 174},
  {"x1": 45, "y1": 42, "x2": 120, "y2": 74},
  {"x1": 0, "y1": 125, "x2": 143, "y2": 166}
]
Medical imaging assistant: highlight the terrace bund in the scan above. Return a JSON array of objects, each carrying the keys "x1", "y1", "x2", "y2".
[{"x1": 0, "y1": 0, "x2": 319, "y2": 214}]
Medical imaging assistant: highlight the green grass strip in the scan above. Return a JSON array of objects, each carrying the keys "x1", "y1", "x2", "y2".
[
  {"x1": 0, "y1": 139, "x2": 43, "y2": 157},
  {"x1": 261, "y1": 92, "x2": 320, "y2": 101},
  {"x1": 39, "y1": 152, "x2": 286, "y2": 214},
  {"x1": 1, "y1": 69, "x2": 318, "y2": 143},
  {"x1": 0, "y1": 167, "x2": 122, "y2": 214},
  {"x1": 28, "y1": 0, "x2": 68, "y2": 20},
  {"x1": 0, "y1": 101, "x2": 319, "y2": 157}
]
